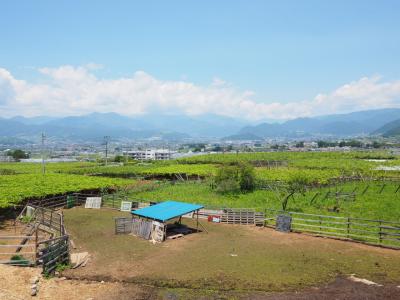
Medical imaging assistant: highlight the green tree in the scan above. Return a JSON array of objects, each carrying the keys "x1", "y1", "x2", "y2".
[
  {"x1": 214, "y1": 163, "x2": 255, "y2": 194},
  {"x1": 237, "y1": 162, "x2": 256, "y2": 192},
  {"x1": 281, "y1": 174, "x2": 308, "y2": 211},
  {"x1": 7, "y1": 149, "x2": 29, "y2": 161}
]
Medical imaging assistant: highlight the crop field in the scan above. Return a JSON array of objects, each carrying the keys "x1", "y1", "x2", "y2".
[
  {"x1": 0, "y1": 162, "x2": 97, "y2": 174},
  {"x1": 62, "y1": 152, "x2": 400, "y2": 183},
  {"x1": 65, "y1": 163, "x2": 217, "y2": 177},
  {"x1": 178, "y1": 151, "x2": 397, "y2": 164},
  {"x1": 1, "y1": 150, "x2": 399, "y2": 211},
  {"x1": 0, "y1": 173, "x2": 135, "y2": 208}
]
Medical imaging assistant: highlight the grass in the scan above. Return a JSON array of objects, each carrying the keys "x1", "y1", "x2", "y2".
[
  {"x1": 129, "y1": 181, "x2": 400, "y2": 222},
  {"x1": 64, "y1": 207, "x2": 400, "y2": 291}
]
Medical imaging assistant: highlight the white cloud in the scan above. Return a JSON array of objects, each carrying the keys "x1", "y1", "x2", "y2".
[{"x1": 0, "y1": 65, "x2": 399, "y2": 120}]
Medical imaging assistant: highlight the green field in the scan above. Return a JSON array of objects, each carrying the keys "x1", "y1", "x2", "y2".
[
  {"x1": 0, "y1": 161, "x2": 96, "y2": 174},
  {"x1": 126, "y1": 181, "x2": 400, "y2": 222},
  {"x1": 1, "y1": 151, "x2": 399, "y2": 212},
  {"x1": 65, "y1": 163, "x2": 217, "y2": 177},
  {"x1": 0, "y1": 173, "x2": 135, "y2": 208}
]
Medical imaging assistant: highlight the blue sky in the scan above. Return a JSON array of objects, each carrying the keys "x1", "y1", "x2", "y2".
[{"x1": 1, "y1": 1, "x2": 400, "y2": 119}]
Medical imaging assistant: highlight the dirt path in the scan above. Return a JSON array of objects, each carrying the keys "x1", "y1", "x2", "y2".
[
  {"x1": 0, "y1": 264, "x2": 154, "y2": 300},
  {"x1": 1, "y1": 263, "x2": 400, "y2": 299}
]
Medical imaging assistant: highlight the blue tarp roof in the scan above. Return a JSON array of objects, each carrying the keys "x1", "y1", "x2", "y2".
[{"x1": 131, "y1": 200, "x2": 204, "y2": 222}]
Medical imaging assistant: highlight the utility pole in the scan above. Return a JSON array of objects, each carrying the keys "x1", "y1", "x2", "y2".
[
  {"x1": 104, "y1": 136, "x2": 110, "y2": 166},
  {"x1": 41, "y1": 133, "x2": 46, "y2": 175}
]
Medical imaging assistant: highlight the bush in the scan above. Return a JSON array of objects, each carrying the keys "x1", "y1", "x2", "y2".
[{"x1": 214, "y1": 163, "x2": 255, "y2": 194}]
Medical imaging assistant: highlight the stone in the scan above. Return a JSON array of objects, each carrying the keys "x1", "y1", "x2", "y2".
[{"x1": 30, "y1": 276, "x2": 39, "y2": 284}]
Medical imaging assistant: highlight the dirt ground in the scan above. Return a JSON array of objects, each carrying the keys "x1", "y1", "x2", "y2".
[
  {"x1": 0, "y1": 264, "x2": 156, "y2": 300},
  {"x1": 1, "y1": 263, "x2": 400, "y2": 299}
]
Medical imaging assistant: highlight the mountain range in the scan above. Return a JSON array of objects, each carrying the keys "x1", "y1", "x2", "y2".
[
  {"x1": 0, "y1": 108, "x2": 399, "y2": 143},
  {"x1": 0, "y1": 113, "x2": 248, "y2": 142},
  {"x1": 374, "y1": 118, "x2": 400, "y2": 137},
  {"x1": 231, "y1": 108, "x2": 400, "y2": 140}
]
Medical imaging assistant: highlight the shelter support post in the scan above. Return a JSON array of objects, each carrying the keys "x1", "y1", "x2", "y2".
[{"x1": 196, "y1": 209, "x2": 199, "y2": 232}]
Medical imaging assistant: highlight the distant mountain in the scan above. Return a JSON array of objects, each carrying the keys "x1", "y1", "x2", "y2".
[
  {"x1": 374, "y1": 118, "x2": 400, "y2": 137},
  {"x1": 129, "y1": 113, "x2": 248, "y2": 137},
  {"x1": 222, "y1": 133, "x2": 263, "y2": 141},
  {"x1": 236, "y1": 108, "x2": 400, "y2": 139},
  {"x1": 0, "y1": 112, "x2": 249, "y2": 142},
  {"x1": 3, "y1": 108, "x2": 399, "y2": 142},
  {"x1": 9, "y1": 116, "x2": 58, "y2": 125}
]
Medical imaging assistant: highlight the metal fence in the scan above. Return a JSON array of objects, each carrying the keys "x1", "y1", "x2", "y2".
[{"x1": 0, "y1": 204, "x2": 70, "y2": 273}]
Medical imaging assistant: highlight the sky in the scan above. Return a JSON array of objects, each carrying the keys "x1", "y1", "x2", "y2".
[{"x1": 0, "y1": 0, "x2": 400, "y2": 121}]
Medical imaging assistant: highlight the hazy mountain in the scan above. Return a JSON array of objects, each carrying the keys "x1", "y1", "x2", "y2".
[
  {"x1": 237, "y1": 108, "x2": 400, "y2": 138},
  {"x1": 374, "y1": 118, "x2": 400, "y2": 137},
  {"x1": 9, "y1": 116, "x2": 58, "y2": 125},
  {"x1": 2, "y1": 108, "x2": 399, "y2": 142},
  {"x1": 0, "y1": 112, "x2": 248, "y2": 141},
  {"x1": 222, "y1": 132, "x2": 263, "y2": 141}
]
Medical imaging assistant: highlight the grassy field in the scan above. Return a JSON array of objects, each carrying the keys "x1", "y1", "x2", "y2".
[
  {"x1": 64, "y1": 207, "x2": 400, "y2": 291},
  {"x1": 126, "y1": 181, "x2": 400, "y2": 222}
]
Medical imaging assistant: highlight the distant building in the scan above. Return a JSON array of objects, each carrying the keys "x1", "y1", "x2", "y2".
[
  {"x1": 124, "y1": 149, "x2": 172, "y2": 161},
  {"x1": 0, "y1": 150, "x2": 14, "y2": 162},
  {"x1": 20, "y1": 158, "x2": 78, "y2": 163}
]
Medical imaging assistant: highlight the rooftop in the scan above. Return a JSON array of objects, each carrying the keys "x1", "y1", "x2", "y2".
[{"x1": 131, "y1": 200, "x2": 204, "y2": 222}]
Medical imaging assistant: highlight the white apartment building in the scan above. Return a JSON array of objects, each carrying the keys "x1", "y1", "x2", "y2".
[{"x1": 124, "y1": 149, "x2": 172, "y2": 161}]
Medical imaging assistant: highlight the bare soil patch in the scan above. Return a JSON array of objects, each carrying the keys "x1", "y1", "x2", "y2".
[{"x1": 0, "y1": 264, "x2": 154, "y2": 300}]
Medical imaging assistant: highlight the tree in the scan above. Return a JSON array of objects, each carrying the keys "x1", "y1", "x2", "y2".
[
  {"x1": 7, "y1": 149, "x2": 29, "y2": 161},
  {"x1": 372, "y1": 141, "x2": 383, "y2": 149},
  {"x1": 281, "y1": 174, "x2": 308, "y2": 211},
  {"x1": 214, "y1": 165, "x2": 240, "y2": 193},
  {"x1": 237, "y1": 162, "x2": 256, "y2": 192},
  {"x1": 214, "y1": 163, "x2": 256, "y2": 194}
]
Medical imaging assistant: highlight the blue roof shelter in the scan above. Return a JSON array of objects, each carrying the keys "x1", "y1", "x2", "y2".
[{"x1": 132, "y1": 200, "x2": 204, "y2": 222}]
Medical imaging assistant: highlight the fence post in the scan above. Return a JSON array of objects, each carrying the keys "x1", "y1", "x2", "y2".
[
  {"x1": 34, "y1": 227, "x2": 38, "y2": 266},
  {"x1": 379, "y1": 221, "x2": 382, "y2": 244},
  {"x1": 264, "y1": 208, "x2": 267, "y2": 227},
  {"x1": 319, "y1": 216, "x2": 322, "y2": 233},
  {"x1": 50, "y1": 211, "x2": 53, "y2": 230},
  {"x1": 347, "y1": 217, "x2": 350, "y2": 239}
]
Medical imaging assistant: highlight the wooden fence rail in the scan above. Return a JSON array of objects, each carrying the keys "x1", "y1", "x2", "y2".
[
  {"x1": 264, "y1": 209, "x2": 400, "y2": 249},
  {"x1": 220, "y1": 209, "x2": 265, "y2": 225}
]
